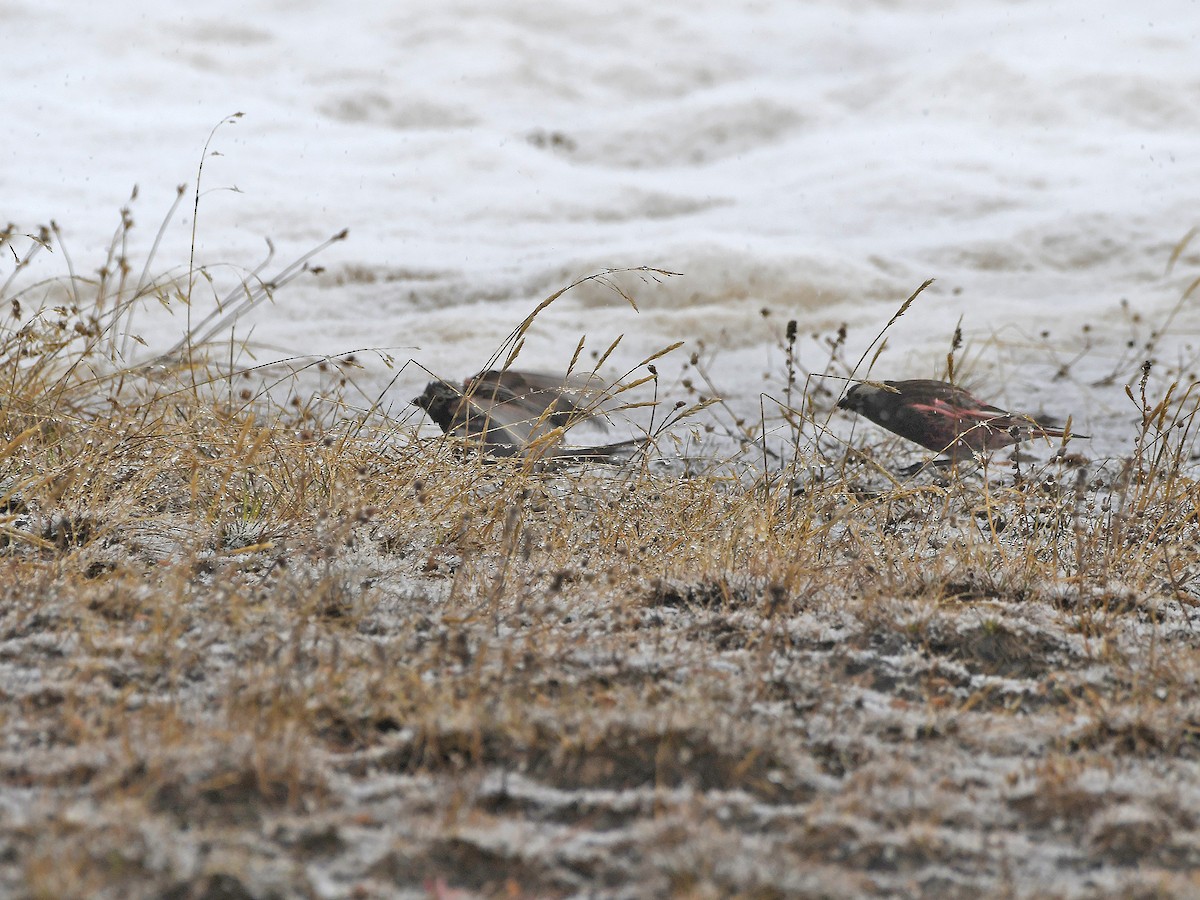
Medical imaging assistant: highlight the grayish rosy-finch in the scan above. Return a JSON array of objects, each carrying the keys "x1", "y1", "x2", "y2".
[
  {"x1": 837, "y1": 379, "x2": 1080, "y2": 458},
  {"x1": 413, "y1": 369, "x2": 637, "y2": 461}
]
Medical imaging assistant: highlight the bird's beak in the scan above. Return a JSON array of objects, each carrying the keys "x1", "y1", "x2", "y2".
[{"x1": 836, "y1": 396, "x2": 850, "y2": 410}]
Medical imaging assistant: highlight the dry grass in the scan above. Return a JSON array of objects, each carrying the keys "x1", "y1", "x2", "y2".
[{"x1": 2, "y1": 207, "x2": 1200, "y2": 900}]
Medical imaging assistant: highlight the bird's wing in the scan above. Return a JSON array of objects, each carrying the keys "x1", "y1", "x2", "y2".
[
  {"x1": 909, "y1": 398, "x2": 1011, "y2": 423},
  {"x1": 464, "y1": 370, "x2": 609, "y2": 432}
]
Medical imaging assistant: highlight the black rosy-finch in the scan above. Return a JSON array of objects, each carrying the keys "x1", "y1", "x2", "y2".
[
  {"x1": 413, "y1": 368, "x2": 639, "y2": 461},
  {"x1": 837, "y1": 379, "x2": 1081, "y2": 458}
]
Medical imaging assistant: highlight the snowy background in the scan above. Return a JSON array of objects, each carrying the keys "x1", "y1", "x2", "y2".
[{"x1": 6, "y1": 0, "x2": 1200, "y2": 451}]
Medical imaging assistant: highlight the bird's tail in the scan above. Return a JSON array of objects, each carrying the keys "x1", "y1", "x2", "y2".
[
  {"x1": 542, "y1": 437, "x2": 648, "y2": 465},
  {"x1": 1032, "y1": 421, "x2": 1089, "y2": 441}
]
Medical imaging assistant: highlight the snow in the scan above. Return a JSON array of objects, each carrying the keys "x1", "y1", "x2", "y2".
[{"x1": 6, "y1": 0, "x2": 1200, "y2": 447}]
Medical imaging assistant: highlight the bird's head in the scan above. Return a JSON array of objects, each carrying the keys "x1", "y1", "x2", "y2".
[
  {"x1": 837, "y1": 383, "x2": 878, "y2": 414},
  {"x1": 412, "y1": 381, "x2": 462, "y2": 431},
  {"x1": 837, "y1": 382, "x2": 906, "y2": 424}
]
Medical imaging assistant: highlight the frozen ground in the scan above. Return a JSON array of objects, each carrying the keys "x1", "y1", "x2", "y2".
[
  {"x1": 5, "y1": 4, "x2": 1200, "y2": 898},
  {"x1": 7, "y1": 0, "x2": 1200, "y2": 456},
  {"x1": 3, "y1": 426, "x2": 1200, "y2": 899}
]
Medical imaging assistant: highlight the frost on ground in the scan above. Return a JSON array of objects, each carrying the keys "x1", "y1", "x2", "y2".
[
  {"x1": 2, "y1": 394, "x2": 1200, "y2": 899},
  {"x1": 3, "y1": 224, "x2": 1200, "y2": 899}
]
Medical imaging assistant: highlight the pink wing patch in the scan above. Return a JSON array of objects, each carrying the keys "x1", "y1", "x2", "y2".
[{"x1": 908, "y1": 399, "x2": 1000, "y2": 422}]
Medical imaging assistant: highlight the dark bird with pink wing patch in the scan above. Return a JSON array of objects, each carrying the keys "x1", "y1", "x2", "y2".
[{"x1": 838, "y1": 379, "x2": 1083, "y2": 458}]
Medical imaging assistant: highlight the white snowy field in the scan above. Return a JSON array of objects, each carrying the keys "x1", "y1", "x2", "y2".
[{"x1": 6, "y1": 0, "x2": 1200, "y2": 447}]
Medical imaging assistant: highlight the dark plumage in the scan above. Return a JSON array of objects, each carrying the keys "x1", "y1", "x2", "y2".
[
  {"x1": 837, "y1": 379, "x2": 1080, "y2": 457},
  {"x1": 413, "y1": 368, "x2": 636, "y2": 461}
]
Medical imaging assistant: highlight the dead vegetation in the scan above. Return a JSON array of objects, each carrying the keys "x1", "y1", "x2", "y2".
[{"x1": 2, "y1": 204, "x2": 1200, "y2": 900}]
